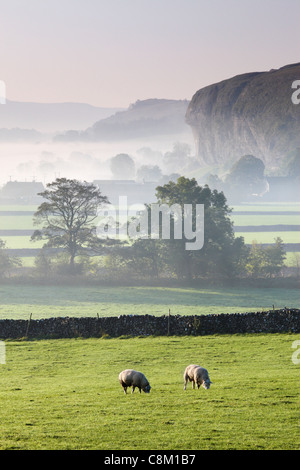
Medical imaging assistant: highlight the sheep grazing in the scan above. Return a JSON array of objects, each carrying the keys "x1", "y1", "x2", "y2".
[
  {"x1": 119, "y1": 369, "x2": 151, "y2": 394},
  {"x1": 183, "y1": 364, "x2": 212, "y2": 391}
]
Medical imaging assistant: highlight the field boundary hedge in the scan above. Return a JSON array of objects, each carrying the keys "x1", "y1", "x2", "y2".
[{"x1": 0, "y1": 309, "x2": 299, "y2": 339}]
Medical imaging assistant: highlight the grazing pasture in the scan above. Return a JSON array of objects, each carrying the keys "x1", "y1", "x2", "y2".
[
  {"x1": 0, "y1": 284, "x2": 299, "y2": 319},
  {"x1": 0, "y1": 334, "x2": 299, "y2": 450},
  {"x1": 232, "y1": 214, "x2": 300, "y2": 226},
  {"x1": 0, "y1": 215, "x2": 35, "y2": 230},
  {"x1": 230, "y1": 202, "x2": 300, "y2": 248}
]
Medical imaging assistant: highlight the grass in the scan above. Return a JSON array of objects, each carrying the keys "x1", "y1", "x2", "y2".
[
  {"x1": 0, "y1": 236, "x2": 43, "y2": 249},
  {"x1": 0, "y1": 285, "x2": 298, "y2": 319},
  {"x1": 237, "y1": 231, "x2": 300, "y2": 244},
  {"x1": 0, "y1": 202, "x2": 299, "y2": 265},
  {"x1": 231, "y1": 203, "x2": 300, "y2": 212},
  {"x1": 285, "y1": 252, "x2": 300, "y2": 266},
  {"x1": 0, "y1": 334, "x2": 299, "y2": 450},
  {"x1": 0, "y1": 204, "x2": 298, "y2": 449},
  {"x1": 1, "y1": 231, "x2": 298, "y2": 252},
  {"x1": 230, "y1": 202, "x2": 300, "y2": 246},
  {"x1": 232, "y1": 214, "x2": 300, "y2": 226},
  {"x1": 0, "y1": 201, "x2": 299, "y2": 274},
  {"x1": 18, "y1": 257, "x2": 36, "y2": 267},
  {"x1": 0, "y1": 216, "x2": 35, "y2": 230}
]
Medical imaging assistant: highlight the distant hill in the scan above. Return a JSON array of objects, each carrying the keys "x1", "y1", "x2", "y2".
[
  {"x1": 55, "y1": 99, "x2": 191, "y2": 142},
  {"x1": 0, "y1": 100, "x2": 122, "y2": 134},
  {"x1": 185, "y1": 63, "x2": 300, "y2": 167}
]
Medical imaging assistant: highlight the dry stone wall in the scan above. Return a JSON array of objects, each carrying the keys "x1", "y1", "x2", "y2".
[{"x1": 0, "y1": 309, "x2": 299, "y2": 339}]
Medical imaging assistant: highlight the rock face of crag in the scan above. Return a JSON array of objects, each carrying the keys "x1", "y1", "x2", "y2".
[{"x1": 185, "y1": 63, "x2": 300, "y2": 167}]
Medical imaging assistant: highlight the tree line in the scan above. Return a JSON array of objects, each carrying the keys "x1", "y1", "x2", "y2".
[{"x1": 0, "y1": 176, "x2": 288, "y2": 281}]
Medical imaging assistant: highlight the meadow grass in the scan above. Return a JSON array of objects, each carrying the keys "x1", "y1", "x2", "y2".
[
  {"x1": 0, "y1": 284, "x2": 299, "y2": 319},
  {"x1": 0, "y1": 334, "x2": 299, "y2": 450},
  {"x1": 0, "y1": 236, "x2": 43, "y2": 249},
  {"x1": 232, "y1": 214, "x2": 300, "y2": 226},
  {"x1": 0, "y1": 205, "x2": 37, "y2": 212},
  {"x1": 237, "y1": 231, "x2": 300, "y2": 244},
  {"x1": 0, "y1": 215, "x2": 35, "y2": 230},
  {"x1": 231, "y1": 203, "x2": 300, "y2": 212},
  {"x1": 285, "y1": 252, "x2": 300, "y2": 267}
]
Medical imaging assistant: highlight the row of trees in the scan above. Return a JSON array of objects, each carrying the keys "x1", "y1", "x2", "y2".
[
  {"x1": 101, "y1": 176, "x2": 286, "y2": 280},
  {"x1": 0, "y1": 177, "x2": 288, "y2": 281}
]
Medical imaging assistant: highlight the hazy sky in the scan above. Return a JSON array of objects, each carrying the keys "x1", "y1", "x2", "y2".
[{"x1": 0, "y1": 0, "x2": 299, "y2": 107}]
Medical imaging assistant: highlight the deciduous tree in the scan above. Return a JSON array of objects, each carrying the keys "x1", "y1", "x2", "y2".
[{"x1": 31, "y1": 178, "x2": 109, "y2": 271}]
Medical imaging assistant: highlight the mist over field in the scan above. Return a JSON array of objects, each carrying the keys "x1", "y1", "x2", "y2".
[
  {"x1": 0, "y1": 139, "x2": 160, "y2": 185},
  {"x1": 0, "y1": 98, "x2": 195, "y2": 186}
]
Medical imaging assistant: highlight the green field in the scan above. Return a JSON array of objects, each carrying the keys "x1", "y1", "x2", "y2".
[
  {"x1": 0, "y1": 202, "x2": 300, "y2": 266},
  {"x1": 0, "y1": 204, "x2": 299, "y2": 451},
  {"x1": 0, "y1": 334, "x2": 299, "y2": 450},
  {"x1": 232, "y1": 214, "x2": 300, "y2": 226},
  {"x1": 285, "y1": 252, "x2": 300, "y2": 266},
  {"x1": 0, "y1": 215, "x2": 35, "y2": 230},
  {"x1": 0, "y1": 236, "x2": 43, "y2": 249},
  {"x1": 230, "y1": 203, "x2": 300, "y2": 247},
  {"x1": 237, "y1": 231, "x2": 300, "y2": 244},
  {"x1": 230, "y1": 203, "x2": 300, "y2": 211},
  {"x1": 0, "y1": 205, "x2": 37, "y2": 212},
  {"x1": 0, "y1": 285, "x2": 298, "y2": 319}
]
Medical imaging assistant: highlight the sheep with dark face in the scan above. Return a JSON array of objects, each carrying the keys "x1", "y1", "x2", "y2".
[
  {"x1": 183, "y1": 364, "x2": 212, "y2": 390},
  {"x1": 119, "y1": 369, "x2": 151, "y2": 394}
]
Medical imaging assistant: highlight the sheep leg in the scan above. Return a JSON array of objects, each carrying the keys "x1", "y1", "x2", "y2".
[
  {"x1": 131, "y1": 386, "x2": 135, "y2": 394},
  {"x1": 183, "y1": 373, "x2": 188, "y2": 390}
]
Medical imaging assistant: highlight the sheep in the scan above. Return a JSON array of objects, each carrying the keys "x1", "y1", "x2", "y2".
[
  {"x1": 183, "y1": 364, "x2": 212, "y2": 390},
  {"x1": 119, "y1": 369, "x2": 151, "y2": 394}
]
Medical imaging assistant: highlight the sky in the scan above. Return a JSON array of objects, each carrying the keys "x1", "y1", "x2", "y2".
[{"x1": 0, "y1": 0, "x2": 299, "y2": 108}]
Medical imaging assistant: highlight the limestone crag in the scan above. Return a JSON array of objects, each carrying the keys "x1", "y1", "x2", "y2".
[{"x1": 185, "y1": 63, "x2": 300, "y2": 167}]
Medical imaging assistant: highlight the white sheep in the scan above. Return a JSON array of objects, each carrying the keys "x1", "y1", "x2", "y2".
[
  {"x1": 183, "y1": 364, "x2": 212, "y2": 390},
  {"x1": 119, "y1": 369, "x2": 151, "y2": 394}
]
